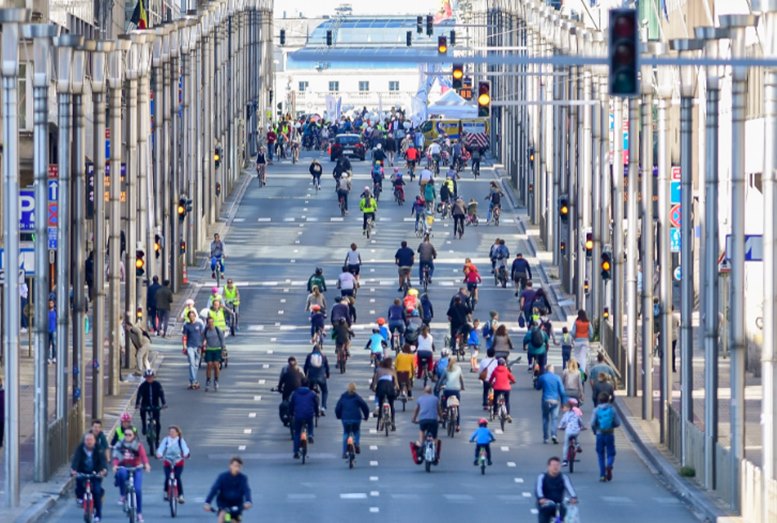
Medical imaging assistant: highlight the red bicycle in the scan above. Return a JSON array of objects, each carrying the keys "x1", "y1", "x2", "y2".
[
  {"x1": 164, "y1": 460, "x2": 183, "y2": 517},
  {"x1": 76, "y1": 472, "x2": 101, "y2": 523}
]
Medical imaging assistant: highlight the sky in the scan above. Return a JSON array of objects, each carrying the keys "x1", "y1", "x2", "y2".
[{"x1": 275, "y1": 0, "x2": 442, "y2": 18}]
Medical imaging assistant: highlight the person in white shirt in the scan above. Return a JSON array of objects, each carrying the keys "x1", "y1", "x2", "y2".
[
  {"x1": 415, "y1": 325, "x2": 435, "y2": 379},
  {"x1": 337, "y1": 267, "x2": 357, "y2": 298},
  {"x1": 419, "y1": 167, "x2": 434, "y2": 187},
  {"x1": 343, "y1": 243, "x2": 362, "y2": 284},
  {"x1": 155, "y1": 425, "x2": 191, "y2": 503},
  {"x1": 478, "y1": 348, "x2": 498, "y2": 409}
]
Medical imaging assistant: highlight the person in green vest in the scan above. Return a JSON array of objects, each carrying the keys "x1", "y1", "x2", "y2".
[
  {"x1": 208, "y1": 298, "x2": 230, "y2": 332},
  {"x1": 110, "y1": 412, "x2": 138, "y2": 446},
  {"x1": 223, "y1": 279, "x2": 240, "y2": 334}
]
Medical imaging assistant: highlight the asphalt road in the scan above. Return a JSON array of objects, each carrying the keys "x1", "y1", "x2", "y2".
[{"x1": 47, "y1": 152, "x2": 700, "y2": 522}]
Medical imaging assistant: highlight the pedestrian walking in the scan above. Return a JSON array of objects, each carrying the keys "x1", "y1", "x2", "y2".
[
  {"x1": 570, "y1": 310, "x2": 592, "y2": 373},
  {"x1": 155, "y1": 280, "x2": 174, "y2": 337},
  {"x1": 182, "y1": 310, "x2": 204, "y2": 389},
  {"x1": 535, "y1": 364, "x2": 566, "y2": 444},
  {"x1": 147, "y1": 276, "x2": 161, "y2": 333},
  {"x1": 47, "y1": 299, "x2": 57, "y2": 363},
  {"x1": 125, "y1": 313, "x2": 152, "y2": 376},
  {"x1": 590, "y1": 393, "x2": 622, "y2": 481}
]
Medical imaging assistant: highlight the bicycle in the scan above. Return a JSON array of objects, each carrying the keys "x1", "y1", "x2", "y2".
[
  {"x1": 335, "y1": 343, "x2": 349, "y2": 374},
  {"x1": 377, "y1": 399, "x2": 392, "y2": 437},
  {"x1": 494, "y1": 261, "x2": 508, "y2": 288},
  {"x1": 311, "y1": 327, "x2": 325, "y2": 348},
  {"x1": 373, "y1": 181, "x2": 383, "y2": 201},
  {"x1": 398, "y1": 385, "x2": 409, "y2": 412},
  {"x1": 445, "y1": 399, "x2": 459, "y2": 438},
  {"x1": 256, "y1": 164, "x2": 266, "y2": 187},
  {"x1": 394, "y1": 186, "x2": 405, "y2": 205},
  {"x1": 76, "y1": 472, "x2": 101, "y2": 523},
  {"x1": 339, "y1": 193, "x2": 347, "y2": 217},
  {"x1": 492, "y1": 204, "x2": 501, "y2": 226},
  {"x1": 365, "y1": 215, "x2": 376, "y2": 239},
  {"x1": 208, "y1": 504, "x2": 244, "y2": 522},
  {"x1": 478, "y1": 446, "x2": 488, "y2": 475},
  {"x1": 422, "y1": 429, "x2": 438, "y2": 473},
  {"x1": 491, "y1": 391, "x2": 509, "y2": 432},
  {"x1": 163, "y1": 460, "x2": 181, "y2": 517},
  {"x1": 345, "y1": 427, "x2": 357, "y2": 469},
  {"x1": 118, "y1": 466, "x2": 142, "y2": 523},
  {"x1": 566, "y1": 434, "x2": 579, "y2": 473},
  {"x1": 226, "y1": 302, "x2": 239, "y2": 337},
  {"x1": 299, "y1": 424, "x2": 309, "y2": 464},
  {"x1": 390, "y1": 328, "x2": 402, "y2": 355},
  {"x1": 142, "y1": 406, "x2": 161, "y2": 457},
  {"x1": 421, "y1": 264, "x2": 431, "y2": 293}
]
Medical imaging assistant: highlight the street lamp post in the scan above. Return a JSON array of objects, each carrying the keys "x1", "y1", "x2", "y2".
[
  {"x1": 670, "y1": 37, "x2": 702, "y2": 466},
  {"x1": 22, "y1": 21, "x2": 57, "y2": 483},
  {"x1": 90, "y1": 39, "x2": 114, "y2": 422},
  {"x1": 594, "y1": 34, "x2": 611, "y2": 321},
  {"x1": 695, "y1": 24, "x2": 729, "y2": 492},
  {"x1": 169, "y1": 25, "x2": 181, "y2": 290},
  {"x1": 753, "y1": 0, "x2": 777, "y2": 498},
  {"x1": 151, "y1": 26, "x2": 166, "y2": 285},
  {"x1": 626, "y1": 93, "x2": 640, "y2": 398},
  {"x1": 588, "y1": 31, "x2": 602, "y2": 324},
  {"x1": 719, "y1": 13, "x2": 758, "y2": 511},
  {"x1": 1, "y1": 7, "x2": 30, "y2": 507},
  {"x1": 135, "y1": 33, "x2": 154, "y2": 315}
]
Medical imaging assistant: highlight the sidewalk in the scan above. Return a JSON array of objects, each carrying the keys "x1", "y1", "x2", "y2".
[
  {"x1": 495, "y1": 165, "x2": 739, "y2": 522},
  {"x1": 0, "y1": 170, "x2": 253, "y2": 523}
]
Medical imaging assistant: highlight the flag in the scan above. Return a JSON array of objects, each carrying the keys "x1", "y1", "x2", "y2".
[{"x1": 130, "y1": 0, "x2": 149, "y2": 29}]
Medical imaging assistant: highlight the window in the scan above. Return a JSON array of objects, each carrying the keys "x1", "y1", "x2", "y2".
[
  {"x1": 388, "y1": 80, "x2": 400, "y2": 92},
  {"x1": 328, "y1": 81, "x2": 339, "y2": 92},
  {"x1": 358, "y1": 80, "x2": 370, "y2": 92},
  {"x1": 298, "y1": 81, "x2": 309, "y2": 92}
]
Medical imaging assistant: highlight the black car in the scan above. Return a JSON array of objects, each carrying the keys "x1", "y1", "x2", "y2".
[{"x1": 331, "y1": 134, "x2": 366, "y2": 162}]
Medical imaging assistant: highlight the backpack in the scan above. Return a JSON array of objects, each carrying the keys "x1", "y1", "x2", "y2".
[
  {"x1": 309, "y1": 352, "x2": 323, "y2": 369},
  {"x1": 596, "y1": 405, "x2": 616, "y2": 431},
  {"x1": 482, "y1": 321, "x2": 493, "y2": 340},
  {"x1": 530, "y1": 327, "x2": 544, "y2": 348}
]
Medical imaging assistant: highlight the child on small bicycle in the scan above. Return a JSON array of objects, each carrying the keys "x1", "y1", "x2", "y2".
[
  {"x1": 466, "y1": 198, "x2": 479, "y2": 225},
  {"x1": 469, "y1": 418, "x2": 495, "y2": 466},
  {"x1": 309, "y1": 305, "x2": 326, "y2": 344},
  {"x1": 558, "y1": 398, "x2": 585, "y2": 467},
  {"x1": 365, "y1": 328, "x2": 387, "y2": 367},
  {"x1": 467, "y1": 319, "x2": 481, "y2": 373}
]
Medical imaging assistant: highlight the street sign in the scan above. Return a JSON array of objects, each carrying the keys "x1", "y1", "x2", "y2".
[
  {"x1": 725, "y1": 234, "x2": 764, "y2": 262},
  {"x1": 670, "y1": 181, "x2": 680, "y2": 204},
  {"x1": 48, "y1": 164, "x2": 58, "y2": 179},
  {"x1": 670, "y1": 228, "x2": 681, "y2": 253},
  {"x1": 47, "y1": 227, "x2": 57, "y2": 250},
  {"x1": 674, "y1": 266, "x2": 682, "y2": 281},
  {"x1": 671, "y1": 165, "x2": 681, "y2": 181},
  {"x1": 19, "y1": 190, "x2": 35, "y2": 231},
  {"x1": 0, "y1": 247, "x2": 36, "y2": 275},
  {"x1": 47, "y1": 203, "x2": 58, "y2": 227},
  {"x1": 669, "y1": 204, "x2": 681, "y2": 228},
  {"x1": 48, "y1": 180, "x2": 59, "y2": 202}
]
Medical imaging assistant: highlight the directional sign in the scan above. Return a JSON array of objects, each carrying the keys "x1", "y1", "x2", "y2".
[
  {"x1": 670, "y1": 228, "x2": 681, "y2": 253},
  {"x1": 671, "y1": 165, "x2": 681, "y2": 181},
  {"x1": 19, "y1": 190, "x2": 35, "y2": 231},
  {"x1": 669, "y1": 204, "x2": 681, "y2": 228},
  {"x1": 725, "y1": 234, "x2": 764, "y2": 262},
  {"x1": 674, "y1": 266, "x2": 682, "y2": 281},
  {"x1": 48, "y1": 180, "x2": 59, "y2": 202}
]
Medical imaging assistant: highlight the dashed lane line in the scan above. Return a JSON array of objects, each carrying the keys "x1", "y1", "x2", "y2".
[{"x1": 340, "y1": 493, "x2": 368, "y2": 500}]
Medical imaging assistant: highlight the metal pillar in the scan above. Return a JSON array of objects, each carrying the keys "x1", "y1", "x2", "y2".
[
  {"x1": 24, "y1": 22, "x2": 56, "y2": 483},
  {"x1": 151, "y1": 30, "x2": 165, "y2": 286},
  {"x1": 613, "y1": 98, "x2": 625, "y2": 365},
  {"x1": 641, "y1": 83, "x2": 654, "y2": 421},
  {"x1": 122, "y1": 35, "x2": 139, "y2": 360},
  {"x1": 580, "y1": 31, "x2": 592, "y2": 314},
  {"x1": 136, "y1": 34, "x2": 153, "y2": 314},
  {"x1": 1, "y1": 8, "x2": 30, "y2": 506},
  {"x1": 90, "y1": 40, "x2": 112, "y2": 421},
  {"x1": 696, "y1": 25, "x2": 728, "y2": 491},
  {"x1": 626, "y1": 97, "x2": 640, "y2": 397}
]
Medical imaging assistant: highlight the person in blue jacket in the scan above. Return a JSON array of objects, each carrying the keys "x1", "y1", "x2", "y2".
[
  {"x1": 535, "y1": 364, "x2": 567, "y2": 444},
  {"x1": 203, "y1": 457, "x2": 252, "y2": 521},
  {"x1": 289, "y1": 379, "x2": 319, "y2": 459},
  {"x1": 335, "y1": 382, "x2": 370, "y2": 458},
  {"x1": 470, "y1": 418, "x2": 496, "y2": 466}
]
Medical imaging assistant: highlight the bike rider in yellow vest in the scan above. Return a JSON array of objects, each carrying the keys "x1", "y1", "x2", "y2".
[
  {"x1": 208, "y1": 298, "x2": 232, "y2": 332},
  {"x1": 223, "y1": 279, "x2": 240, "y2": 334},
  {"x1": 359, "y1": 187, "x2": 378, "y2": 235}
]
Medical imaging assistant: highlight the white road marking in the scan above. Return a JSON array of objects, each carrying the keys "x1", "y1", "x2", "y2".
[
  {"x1": 290, "y1": 259, "x2": 296, "y2": 263},
  {"x1": 330, "y1": 217, "x2": 344, "y2": 222},
  {"x1": 369, "y1": 476, "x2": 378, "y2": 481},
  {"x1": 514, "y1": 478, "x2": 524, "y2": 483},
  {"x1": 278, "y1": 310, "x2": 284, "y2": 315},
  {"x1": 369, "y1": 429, "x2": 377, "y2": 434},
  {"x1": 246, "y1": 325, "x2": 264, "y2": 331},
  {"x1": 274, "y1": 322, "x2": 281, "y2": 326},
  {"x1": 507, "y1": 461, "x2": 516, "y2": 467},
  {"x1": 370, "y1": 268, "x2": 375, "y2": 272},
  {"x1": 369, "y1": 461, "x2": 378, "y2": 466},
  {"x1": 243, "y1": 428, "x2": 252, "y2": 434},
  {"x1": 369, "y1": 298, "x2": 375, "y2": 303},
  {"x1": 233, "y1": 218, "x2": 246, "y2": 222},
  {"x1": 249, "y1": 413, "x2": 257, "y2": 418},
  {"x1": 284, "y1": 217, "x2": 295, "y2": 222},
  {"x1": 530, "y1": 509, "x2": 539, "y2": 515},
  {"x1": 522, "y1": 492, "x2": 532, "y2": 498},
  {"x1": 369, "y1": 507, "x2": 380, "y2": 513},
  {"x1": 238, "y1": 445, "x2": 246, "y2": 451},
  {"x1": 495, "y1": 429, "x2": 504, "y2": 435},
  {"x1": 262, "y1": 363, "x2": 270, "y2": 368},
  {"x1": 288, "y1": 493, "x2": 316, "y2": 501},
  {"x1": 280, "y1": 298, "x2": 286, "y2": 303},
  {"x1": 253, "y1": 395, "x2": 262, "y2": 401},
  {"x1": 340, "y1": 493, "x2": 367, "y2": 500},
  {"x1": 501, "y1": 446, "x2": 510, "y2": 452},
  {"x1": 306, "y1": 217, "x2": 319, "y2": 222},
  {"x1": 257, "y1": 218, "x2": 271, "y2": 222},
  {"x1": 267, "y1": 350, "x2": 274, "y2": 354},
  {"x1": 600, "y1": 496, "x2": 634, "y2": 504},
  {"x1": 258, "y1": 379, "x2": 266, "y2": 385},
  {"x1": 444, "y1": 494, "x2": 473, "y2": 501},
  {"x1": 369, "y1": 445, "x2": 378, "y2": 451},
  {"x1": 369, "y1": 310, "x2": 375, "y2": 314},
  {"x1": 270, "y1": 338, "x2": 277, "y2": 342},
  {"x1": 303, "y1": 208, "x2": 308, "y2": 212},
  {"x1": 294, "y1": 240, "x2": 300, "y2": 244}
]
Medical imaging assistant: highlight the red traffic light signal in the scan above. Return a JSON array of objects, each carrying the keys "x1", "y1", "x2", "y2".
[
  {"x1": 608, "y1": 9, "x2": 640, "y2": 97},
  {"x1": 477, "y1": 81, "x2": 491, "y2": 117}
]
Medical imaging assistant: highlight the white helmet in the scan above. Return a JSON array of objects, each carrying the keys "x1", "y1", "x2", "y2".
[
  {"x1": 200, "y1": 308, "x2": 210, "y2": 319},
  {"x1": 184, "y1": 298, "x2": 195, "y2": 307},
  {"x1": 376, "y1": 143, "x2": 382, "y2": 149}
]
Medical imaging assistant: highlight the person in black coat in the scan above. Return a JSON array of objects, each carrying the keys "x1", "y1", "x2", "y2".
[
  {"x1": 334, "y1": 382, "x2": 370, "y2": 457},
  {"x1": 135, "y1": 370, "x2": 167, "y2": 438},
  {"x1": 71, "y1": 432, "x2": 108, "y2": 519}
]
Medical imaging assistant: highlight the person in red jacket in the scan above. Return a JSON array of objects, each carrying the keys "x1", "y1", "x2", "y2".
[
  {"x1": 112, "y1": 428, "x2": 151, "y2": 521},
  {"x1": 489, "y1": 358, "x2": 516, "y2": 421}
]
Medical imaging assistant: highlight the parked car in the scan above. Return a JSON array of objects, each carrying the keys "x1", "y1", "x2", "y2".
[{"x1": 330, "y1": 134, "x2": 366, "y2": 161}]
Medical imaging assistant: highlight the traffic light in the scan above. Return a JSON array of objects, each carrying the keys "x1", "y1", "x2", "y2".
[
  {"x1": 449, "y1": 30, "x2": 456, "y2": 47},
  {"x1": 452, "y1": 64, "x2": 464, "y2": 89},
  {"x1": 584, "y1": 279, "x2": 590, "y2": 295},
  {"x1": 528, "y1": 147, "x2": 535, "y2": 162},
  {"x1": 177, "y1": 197, "x2": 187, "y2": 221},
  {"x1": 326, "y1": 30, "x2": 333, "y2": 46},
  {"x1": 560, "y1": 241, "x2": 567, "y2": 256},
  {"x1": 416, "y1": 16, "x2": 423, "y2": 34},
  {"x1": 558, "y1": 197, "x2": 569, "y2": 223},
  {"x1": 426, "y1": 15, "x2": 433, "y2": 36},
  {"x1": 135, "y1": 249, "x2": 145, "y2": 277},
  {"x1": 214, "y1": 146, "x2": 222, "y2": 170},
  {"x1": 437, "y1": 36, "x2": 448, "y2": 55},
  {"x1": 154, "y1": 234, "x2": 162, "y2": 259},
  {"x1": 179, "y1": 239, "x2": 186, "y2": 255},
  {"x1": 406, "y1": 31, "x2": 412, "y2": 47},
  {"x1": 279, "y1": 29, "x2": 286, "y2": 46},
  {"x1": 477, "y1": 81, "x2": 491, "y2": 117},
  {"x1": 601, "y1": 251, "x2": 612, "y2": 280},
  {"x1": 608, "y1": 8, "x2": 640, "y2": 97},
  {"x1": 603, "y1": 307, "x2": 610, "y2": 320},
  {"x1": 585, "y1": 232, "x2": 594, "y2": 258}
]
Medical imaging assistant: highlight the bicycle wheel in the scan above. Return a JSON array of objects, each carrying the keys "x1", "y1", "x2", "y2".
[
  {"x1": 500, "y1": 408, "x2": 506, "y2": 432},
  {"x1": 447, "y1": 414, "x2": 455, "y2": 438},
  {"x1": 384, "y1": 412, "x2": 390, "y2": 437},
  {"x1": 128, "y1": 490, "x2": 137, "y2": 523},
  {"x1": 169, "y1": 484, "x2": 178, "y2": 517},
  {"x1": 481, "y1": 458, "x2": 486, "y2": 475},
  {"x1": 348, "y1": 444, "x2": 355, "y2": 469},
  {"x1": 425, "y1": 459, "x2": 432, "y2": 473},
  {"x1": 568, "y1": 442, "x2": 576, "y2": 473},
  {"x1": 83, "y1": 494, "x2": 94, "y2": 523}
]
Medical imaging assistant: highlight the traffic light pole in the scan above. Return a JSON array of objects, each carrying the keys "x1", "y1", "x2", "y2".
[
  {"x1": 640, "y1": 85, "x2": 654, "y2": 421},
  {"x1": 626, "y1": 97, "x2": 639, "y2": 397},
  {"x1": 123, "y1": 34, "x2": 139, "y2": 357}
]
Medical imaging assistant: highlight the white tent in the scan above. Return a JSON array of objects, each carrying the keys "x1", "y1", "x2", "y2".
[{"x1": 427, "y1": 90, "x2": 478, "y2": 119}]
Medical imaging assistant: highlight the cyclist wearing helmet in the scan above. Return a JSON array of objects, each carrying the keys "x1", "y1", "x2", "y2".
[
  {"x1": 405, "y1": 309, "x2": 424, "y2": 347},
  {"x1": 489, "y1": 358, "x2": 516, "y2": 420},
  {"x1": 387, "y1": 298, "x2": 407, "y2": 336},
  {"x1": 376, "y1": 317, "x2": 390, "y2": 344},
  {"x1": 470, "y1": 418, "x2": 496, "y2": 466},
  {"x1": 111, "y1": 412, "x2": 139, "y2": 446},
  {"x1": 208, "y1": 286, "x2": 223, "y2": 307},
  {"x1": 307, "y1": 267, "x2": 327, "y2": 293},
  {"x1": 309, "y1": 305, "x2": 326, "y2": 342},
  {"x1": 371, "y1": 161, "x2": 385, "y2": 200},
  {"x1": 403, "y1": 288, "x2": 421, "y2": 312},
  {"x1": 135, "y1": 369, "x2": 167, "y2": 441},
  {"x1": 411, "y1": 196, "x2": 426, "y2": 232},
  {"x1": 359, "y1": 188, "x2": 378, "y2": 234},
  {"x1": 392, "y1": 168, "x2": 406, "y2": 202},
  {"x1": 372, "y1": 142, "x2": 386, "y2": 165}
]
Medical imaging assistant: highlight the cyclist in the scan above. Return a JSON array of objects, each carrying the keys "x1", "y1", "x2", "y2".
[
  {"x1": 411, "y1": 385, "x2": 442, "y2": 460},
  {"x1": 439, "y1": 177, "x2": 453, "y2": 213},
  {"x1": 135, "y1": 369, "x2": 166, "y2": 439},
  {"x1": 417, "y1": 234, "x2": 436, "y2": 285},
  {"x1": 336, "y1": 172, "x2": 352, "y2": 213},
  {"x1": 371, "y1": 357, "x2": 398, "y2": 431},
  {"x1": 71, "y1": 432, "x2": 108, "y2": 521},
  {"x1": 392, "y1": 169, "x2": 406, "y2": 203},
  {"x1": 223, "y1": 279, "x2": 240, "y2": 332},
  {"x1": 485, "y1": 181, "x2": 503, "y2": 224},
  {"x1": 365, "y1": 328, "x2": 387, "y2": 366},
  {"x1": 255, "y1": 147, "x2": 267, "y2": 185},
  {"x1": 203, "y1": 457, "x2": 253, "y2": 523},
  {"x1": 387, "y1": 298, "x2": 407, "y2": 338},
  {"x1": 469, "y1": 418, "x2": 495, "y2": 466},
  {"x1": 467, "y1": 198, "x2": 479, "y2": 225},
  {"x1": 405, "y1": 143, "x2": 420, "y2": 179},
  {"x1": 427, "y1": 140, "x2": 442, "y2": 172},
  {"x1": 202, "y1": 315, "x2": 226, "y2": 392},
  {"x1": 208, "y1": 286, "x2": 223, "y2": 308},
  {"x1": 155, "y1": 425, "x2": 191, "y2": 504},
  {"x1": 419, "y1": 164, "x2": 434, "y2": 188},
  {"x1": 337, "y1": 266, "x2": 357, "y2": 298},
  {"x1": 535, "y1": 457, "x2": 578, "y2": 523},
  {"x1": 303, "y1": 344, "x2": 330, "y2": 414},
  {"x1": 524, "y1": 322, "x2": 550, "y2": 375},
  {"x1": 371, "y1": 161, "x2": 385, "y2": 200},
  {"x1": 423, "y1": 178, "x2": 436, "y2": 210},
  {"x1": 558, "y1": 398, "x2": 585, "y2": 467},
  {"x1": 210, "y1": 233, "x2": 225, "y2": 279},
  {"x1": 445, "y1": 167, "x2": 459, "y2": 198},
  {"x1": 395, "y1": 344, "x2": 416, "y2": 398},
  {"x1": 463, "y1": 258, "x2": 482, "y2": 306},
  {"x1": 359, "y1": 188, "x2": 378, "y2": 235},
  {"x1": 478, "y1": 348, "x2": 498, "y2": 410},
  {"x1": 305, "y1": 286, "x2": 327, "y2": 314},
  {"x1": 111, "y1": 413, "x2": 138, "y2": 446},
  {"x1": 277, "y1": 357, "x2": 304, "y2": 402},
  {"x1": 376, "y1": 317, "x2": 390, "y2": 345},
  {"x1": 309, "y1": 305, "x2": 326, "y2": 344},
  {"x1": 290, "y1": 378, "x2": 319, "y2": 459},
  {"x1": 333, "y1": 154, "x2": 352, "y2": 183},
  {"x1": 489, "y1": 358, "x2": 516, "y2": 421},
  {"x1": 335, "y1": 382, "x2": 370, "y2": 458},
  {"x1": 306, "y1": 267, "x2": 327, "y2": 294},
  {"x1": 333, "y1": 317, "x2": 354, "y2": 358},
  {"x1": 446, "y1": 296, "x2": 472, "y2": 351},
  {"x1": 372, "y1": 142, "x2": 386, "y2": 165},
  {"x1": 451, "y1": 197, "x2": 466, "y2": 239},
  {"x1": 309, "y1": 158, "x2": 323, "y2": 189},
  {"x1": 405, "y1": 308, "x2": 424, "y2": 347},
  {"x1": 411, "y1": 196, "x2": 426, "y2": 233},
  {"x1": 416, "y1": 325, "x2": 435, "y2": 378},
  {"x1": 451, "y1": 139, "x2": 463, "y2": 171},
  {"x1": 330, "y1": 296, "x2": 351, "y2": 328},
  {"x1": 492, "y1": 239, "x2": 510, "y2": 283},
  {"x1": 208, "y1": 297, "x2": 232, "y2": 333},
  {"x1": 395, "y1": 240, "x2": 415, "y2": 292},
  {"x1": 343, "y1": 243, "x2": 362, "y2": 284},
  {"x1": 112, "y1": 428, "x2": 151, "y2": 522},
  {"x1": 420, "y1": 292, "x2": 434, "y2": 326},
  {"x1": 511, "y1": 253, "x2": 533, "y2": 296},
  {"x1": 440, "y1": 358, "x2": 465, "y2": 431},
  {"x1": 470, "y1": 146, "x2": 482, "y2": 176}
]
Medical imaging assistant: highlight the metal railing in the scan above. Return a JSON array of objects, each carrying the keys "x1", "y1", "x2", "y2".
[{"x1": 46, "y1": 409, "x2": 83, "y2": 478}]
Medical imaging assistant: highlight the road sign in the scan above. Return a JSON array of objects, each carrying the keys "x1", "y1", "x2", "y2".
[
  {"x1": 674, "y1": 266, "x2": 682, "y2": 281},
  {"x1": 0, "y1": 247, "x2": 36, "y2": 275},
  {"x1": 670, "y1": 181, "x2": 680, "y2": 204},
  {"x1": 19, "y1": 190, "x2": 35, "y2": 231},
  {"x1": 48, "y1": 164, "x2": 58, "y2": 179},
  {"x1": 47, "y1": 203, "x2": 58, "y2": 227},
  {"x1": 48, "y1": 180, "x2": 59, "y2": 202},
  {"x1": 669, "y1": 204, "x2": 681, "y2": 228},
  {"x1": 47, "y1": 227, "x2": 57, "y2": 250},
  {"x1": 725, "y1": 234, "x2": 764, "y2": 262},
  {"x1": 670, "y1": 228, "x2": 681, "y2": 253},
  {"x1": 671, "y1": 165, "x2": 681, "y2": 181}
]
